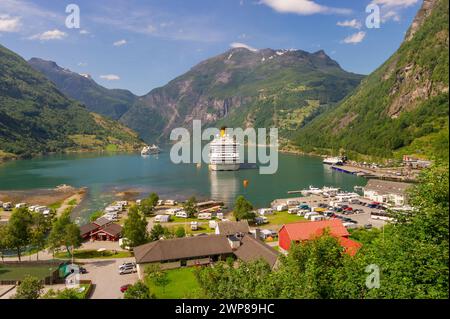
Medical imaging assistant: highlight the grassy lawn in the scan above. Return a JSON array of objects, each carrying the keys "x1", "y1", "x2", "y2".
[
  {"x1": 0, "y1": 264, "x2": 58, "y2": 281},
  {"x1": 48, "y1": 201, "x2": 62, "y2": 210},
  {"x1": 55, "y1": 249, "x2": 133, "y2": 259},
  {"x1": 146, "y1": 267, "x2": 202, "y2": 299},
  {"x1": 67, "y1": 199, "x2": 78, "y2": 206},
  {"x1": 265, "y1": 211, "x2": 305, "y2": 226},
  {"x1": 169, "y1": 216, "x2": 200, "y2": 223},
  {"x1": 166, "y1": 224, "x2": 215, "y2": 235}
]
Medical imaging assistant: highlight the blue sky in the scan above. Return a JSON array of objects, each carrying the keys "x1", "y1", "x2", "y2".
[{"x1": 0, "y1": 0, "x2": 422, "y2": 95}]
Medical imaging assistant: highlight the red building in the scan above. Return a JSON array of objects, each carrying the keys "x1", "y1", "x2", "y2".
[
  {"x1": 278, "y1": 220, "x2": 361, "y2": 256},
  {"x1": 79, "y1": 223, "x2": 122, "y2": 242}
]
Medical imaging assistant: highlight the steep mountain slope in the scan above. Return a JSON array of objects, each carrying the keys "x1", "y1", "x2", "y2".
[
  {"x1": 28, "y1": 58, "x2": 137, "y2": 120},
  {"x1": 296, "y1": 0, "x2": 449, "y2": 160},
  {"x1": 120, "y1": 48, "x2": 364, "y2": 142},
  {"x1": 0, "y1": 44, "x2": 144, "y2": 160}
]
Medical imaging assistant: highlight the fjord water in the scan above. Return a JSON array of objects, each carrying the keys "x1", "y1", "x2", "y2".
[{"x1": 0, "y1": 151, "x2": 366, "y2": 222}]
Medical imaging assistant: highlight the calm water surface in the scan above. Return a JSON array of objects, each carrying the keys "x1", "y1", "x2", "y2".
[{"x1": 0, "y1": 151, "x2": 366, "y2": 222}]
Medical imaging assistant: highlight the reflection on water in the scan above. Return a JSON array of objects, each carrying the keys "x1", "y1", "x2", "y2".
[{"x1": 209, "y1": 170, "x2": 239, "y2": 205}]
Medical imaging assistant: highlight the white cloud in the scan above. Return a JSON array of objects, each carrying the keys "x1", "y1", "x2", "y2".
[
  {"x1": 113, "y1": 39, "x2": 127, "y2": 46},
  {"x1": 260, "y1": 0, "x2": 351, "y2": 15},
  {"x1": 337, "y1": 19, "x2": 362, "y2": 29},
  {"x1": 371, "y1": 0, "x2": 419, "y2": 24},
  {"x1": 382, "y1": 10, "x2": 401, "y2": 22},
  {"x1": 100, "y1": 74, "x2": 120, "y2": 81},
  {"x1": 230, "y1": 42, "x2": 258, "y2": 52},
  {"x1": 372, "y1": 0, "x2": 419, "y2": 8},
  {"x1": 342, "y1": 31, "x2": 366, "y2": 44},
  {"x1": 29, "y1": 29, "x2": 67, "y2": 41},
  {"x1": 0, "y1": 15, "x2": 21, "y2": 32},
  {"x1": 78, "y1": 62, "x2": 88, "y2": 67},
  {"x1": 79, "y1": 29, "x2": 90, "y2": 35}
]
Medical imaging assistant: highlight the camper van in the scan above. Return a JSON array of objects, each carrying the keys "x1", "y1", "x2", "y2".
[
  {"x1": 176, "y1": 211, "x2": 188, "y2": 218},
  {"x1": 258, "y1": 208, "x2": 274, "y2": 216},
  {"x1": 275, "y1": 204, "x2": 288, "y2": 212},
  {"x1": 198, "y1": 213, "x2": 212, "y2": 220}
]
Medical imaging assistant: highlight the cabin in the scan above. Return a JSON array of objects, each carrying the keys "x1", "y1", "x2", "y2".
[
  {"x1": 90, "y1": 224, "x2": 123, "y2": 241},
  {"x1": 278, "y1": 220, "x2": 361, "y2": 256}
]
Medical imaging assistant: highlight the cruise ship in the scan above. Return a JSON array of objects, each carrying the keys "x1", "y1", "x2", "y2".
[
  {"x1": 323, "y1": 156, "x2": 343, "y2": 165},
  {"x1": 209, "y1": 127, "x2": 240, "y2": 171}
]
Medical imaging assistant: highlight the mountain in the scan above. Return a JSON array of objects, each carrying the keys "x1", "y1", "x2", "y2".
[
  {"x1": 28, "y1": 58, "x2": 137, "y2": 120},
  {"x1": 0, "y1": 44, "x2": 144, "y2": 161},
  {"x1": 119, "y1": 48, "x2": 364, "y2": 142},
  {"x1": 295, "y1": 0, "x2": 449, "y2": 160}
]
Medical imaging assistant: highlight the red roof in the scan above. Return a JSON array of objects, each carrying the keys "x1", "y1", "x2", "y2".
[
  {"x1": 339, "y1": 237, "x2": 362, "y2": 256},
  {"x1": 281, "y1": 219, "x2": 350, "y2": 241}
]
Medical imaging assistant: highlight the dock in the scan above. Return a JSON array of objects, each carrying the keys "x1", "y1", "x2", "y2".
[{"x1": 332, "y1": 165, "x2": 416, "y2": 182}]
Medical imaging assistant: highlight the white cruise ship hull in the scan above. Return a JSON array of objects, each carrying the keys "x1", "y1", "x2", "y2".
[{"x1": 209, "y1": 163, "x2": 240, "y2": 171}]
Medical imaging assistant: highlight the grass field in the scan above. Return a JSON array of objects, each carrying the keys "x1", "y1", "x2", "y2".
[
  {"x1": 55, "y1": 249, "x2": 133, "y2": 259},
  {"x1": 0, "y1": 264, "x2": 58, "y2": 281},
  {"x1": 146, "y1": 267, "x2": 202, "y2": 299},
  {"x1": 265, "y1": 211, "x2": 305, "y2": 226}
]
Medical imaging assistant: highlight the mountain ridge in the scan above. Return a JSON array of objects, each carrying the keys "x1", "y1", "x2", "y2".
[{"x1": 295, "y1": 0, "x2": 449, "y2": 161}]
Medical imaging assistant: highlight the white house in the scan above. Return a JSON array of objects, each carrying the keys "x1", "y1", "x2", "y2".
[{"x1": 363, "y1": 180, "x2": 411, "y2": 206}]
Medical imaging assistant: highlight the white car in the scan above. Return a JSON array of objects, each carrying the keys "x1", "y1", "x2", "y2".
[
  {"x1": 118, "y1": 262, "x2": 135, "y2": 270},
  {"x1": 119, "y1": 266, "x2": 137, "y2": 275}
]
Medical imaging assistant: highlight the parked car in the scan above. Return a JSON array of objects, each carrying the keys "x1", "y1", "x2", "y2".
[
  {"x1": 119, "y1": 262, "x2": 135, "y2": 270},
  {"x1": 120, "y1": 284, "x2": 132, "y2": 293},
  {"x1": 364, "y1": 224, "x2": 373, "y2": 229},
  {"x1": 119, "y1": 265, "x2": 137, "y2": 275},
  {"x1": 79, "y1": 266, "x2": 88, "y2": 274}
]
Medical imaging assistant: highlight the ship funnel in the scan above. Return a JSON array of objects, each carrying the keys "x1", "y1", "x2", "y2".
[{"x1": 220, "y1": 126, "x2": 227, "y2": 137}]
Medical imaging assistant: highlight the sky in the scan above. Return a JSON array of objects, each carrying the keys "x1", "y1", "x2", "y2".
[{"x1": 0, "y1": 0, "x2": 422, "y2": 96}]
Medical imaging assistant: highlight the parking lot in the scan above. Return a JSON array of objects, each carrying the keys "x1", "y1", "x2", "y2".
[{"x1": 82, "y1": 258, "x2": 138, "y2": 299}]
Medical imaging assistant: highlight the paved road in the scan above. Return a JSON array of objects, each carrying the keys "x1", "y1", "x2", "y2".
[{"x1": 82, "y1": 258, "x2": 138, "y2": 299}]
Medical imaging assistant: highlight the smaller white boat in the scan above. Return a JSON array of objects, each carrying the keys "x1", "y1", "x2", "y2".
[
  {"x1": 323, "y1": 157, "x2": 343, "y2": 165},
  {"x1": 141, "y1": 144, "x2": 160, "y2": 156}
]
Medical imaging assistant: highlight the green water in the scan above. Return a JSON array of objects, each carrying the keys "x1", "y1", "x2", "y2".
[{"x1": 0, "y1": 151, "x2": 366, "y2": 222}]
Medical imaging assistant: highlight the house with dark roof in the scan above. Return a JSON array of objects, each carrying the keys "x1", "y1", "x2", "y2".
[
  {"x1": 93, "y1": 217, "x2": 113, "y2": 228},
  {"x1": 133, "y1": 233, "x2": 279, "y2": 279},
  {"x1": 80, "y1": 223, "x2": 100, "y2": 239},
  {"x1": 90, "y1": 223, "x2": 123, "y2": 241},
  {"x1": 79, "y1": 222, "x2": 122, "y2": 242},
  {"x1": 278, "y1": 220, "x2": 361, "y2": 256},
  {"x1": 215, "y1": 220, "x2": 250, "y2": 236}
]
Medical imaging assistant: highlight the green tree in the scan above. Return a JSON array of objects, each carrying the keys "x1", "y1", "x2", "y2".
[
  {"x1": 183, "y1": 196, "x2": 198, "y2": 218},
  {"x1": 13, "y1": 276, "x2": 43, "y2": 299},
  {"x1": 140, "y1": 193, "x2": 159, "y2": 216},
  {"x1": 124, "y1": 281, "x2": 154, "y2": 299},
  {"x1": 43, "y1": 288, "x2": 82, "y2": 299},
  {"x1": 47, "y1": 211, "x2": 82, "y2": 257},
  {"x1": 174, "y1": 226, "x2": 186, "y2": 238},
  {"x1": 233, "y1": 196, "x2": 255, "y2": 222},
  {"x1": 149, "y1": 224, "x2": 169, "y2": 242},
  {"x1": 0, "y1": 225, "x2": 8, "y2": 262},
  {"x1": 5, "y1": 208, "x2": 33, "y2": 261},
  {"x1": 122, "y1": 206, "x2": 148, "y2": 247},
  {"x1": 148, "y1": 269, "x2": 170, "y2": 294},
  {"x1": 30, "y1": 212, "x2": 51, "y2": 260}
]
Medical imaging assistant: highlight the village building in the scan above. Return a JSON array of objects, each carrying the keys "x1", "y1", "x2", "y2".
[
  {"x1": 278, "y1": 220, "x2": 361, "y2": 256},
  {"x1": 363, "y1": 179, "x2": 412, "y2": 206},
  {"x1": 79, "y1": 222, "x2": 122, "y2": 241},
  {"x1": 133, "y1": 233, "x2": 279, "y2": 279},
  {"x1": 215, "y1": 220, "x2": 250, "y2": 236}
]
